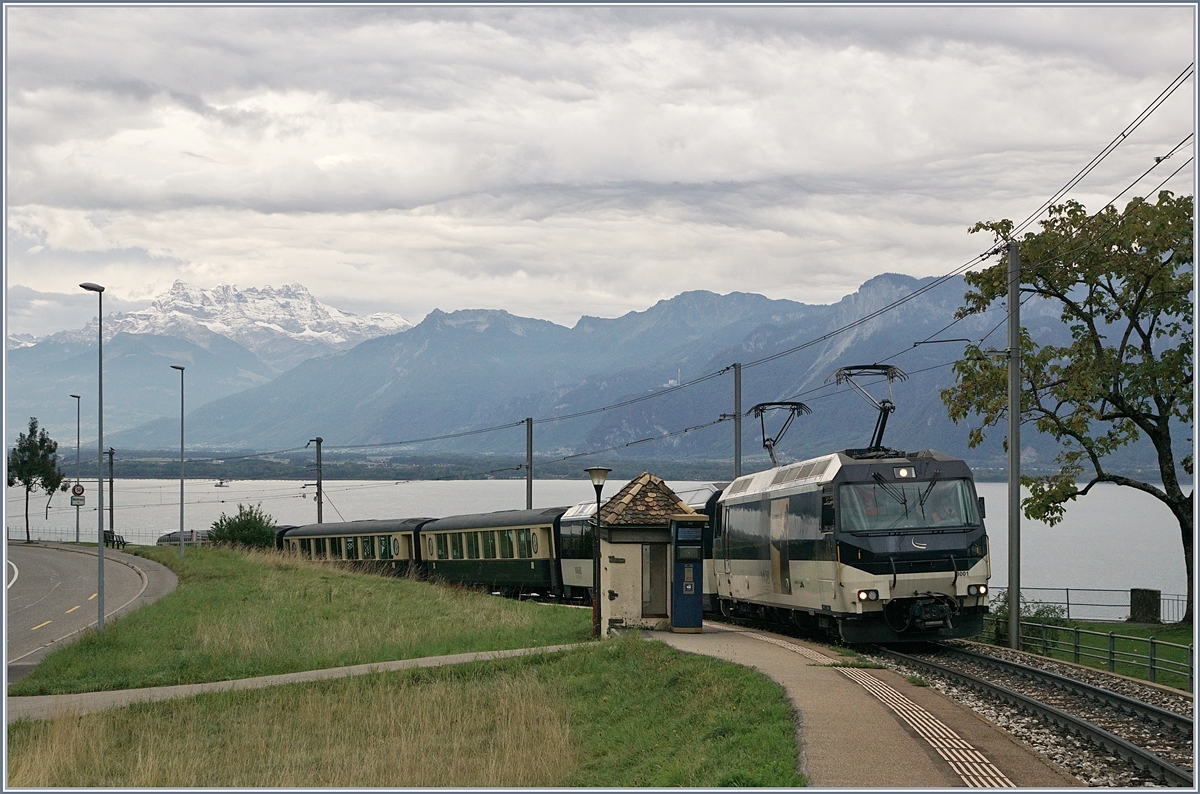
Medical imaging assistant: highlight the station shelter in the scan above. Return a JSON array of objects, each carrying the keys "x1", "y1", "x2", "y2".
[{"x1": 597, "y1": 472, "x2": 706, "y2": 635}]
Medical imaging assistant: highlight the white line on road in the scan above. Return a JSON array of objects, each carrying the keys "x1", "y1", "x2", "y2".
[{"x1": 6, "y1": 559, "x2": 17, "y2": 589}]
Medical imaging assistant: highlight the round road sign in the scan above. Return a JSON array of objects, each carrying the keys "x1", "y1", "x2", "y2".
[{"x1": 71, "y1": 483, "x2": 85, "y2": 497}]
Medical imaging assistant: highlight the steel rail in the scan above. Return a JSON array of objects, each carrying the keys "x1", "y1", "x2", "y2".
[
  {"x1": 943, "y1": 645, "x2": 1193, "y2": 737},
  {"x1": 878, "y1": 648, "x2": 1194, "y2": 787}
]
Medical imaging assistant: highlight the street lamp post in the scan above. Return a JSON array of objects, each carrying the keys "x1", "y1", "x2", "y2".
[
  {"x1": 171, "y1": 365, "x2": 185, "y2": 560},
  {"x1": 585, "y1": 466, "x2": 611, "y2": 638},
  {"x1": 70, "y1": 394, "x2": 81, "y2": 543},
  {"x1": 80, "y1": 282, "x2": 105, "y2": 634}
]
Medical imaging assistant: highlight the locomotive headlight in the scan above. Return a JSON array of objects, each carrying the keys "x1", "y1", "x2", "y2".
[
  {"x1": 978, "y1": 584, "x2": 987, "y2": 595},
  {"x1": 894, "y1": 467, "x2": 914, "y2": 479},
  {"x1": 857, "y1": 589, "x2": 879, "y2": 601},
  {"x1": 858, "y1": 590, "x2": 869, "y2": 601},
  {"x1": 967, "y1": 584, "x2": 988, "y2": 596}
]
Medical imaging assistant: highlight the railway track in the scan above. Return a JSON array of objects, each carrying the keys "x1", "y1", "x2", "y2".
[{"x1": 874, "y1": 644, "x2": 1194, "y2": 787}]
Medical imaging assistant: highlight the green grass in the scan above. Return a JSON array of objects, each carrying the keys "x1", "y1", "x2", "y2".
[
  {"x1": 905, "y1": 674, "x2": 929, "y2": 687},
  {"x1": 10, "y1": 546, "x2": 592, "y2": 696},
  {"x1": 8, "y1": 637, "x2": 806, "y2": 787},
  {"x1": 983, "y1": 616, "x2": 1193, "y2": 691},
  {"x1": 551, "y1": 636, "x2": 805, "y2": 786}
]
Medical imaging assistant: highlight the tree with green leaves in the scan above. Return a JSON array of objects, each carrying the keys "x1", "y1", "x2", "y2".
[
  {"x1": 942, "y1": 191, "x2": 1193, "y2": 622},
  {"x1": 210, "y1": 502, "x2": 277, "y2": 548},
  {"x1": 7, "y1": 417, "x2": 69, "y2": 543}
]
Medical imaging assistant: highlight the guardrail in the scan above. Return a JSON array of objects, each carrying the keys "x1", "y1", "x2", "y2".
[{"x1": 983, "y1": 615, "x2": 1194, "y2": 692}]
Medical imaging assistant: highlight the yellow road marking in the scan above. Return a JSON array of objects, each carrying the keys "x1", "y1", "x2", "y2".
[
  {"x1": 88, "y1": 593, "x2": 97, "y2": 601},
  {"x1": 65, "y1": 605, "x2": 81, "y2": 614},
  {"x1": 31, "y1": 621, "x2": 51, "y2": 631}
]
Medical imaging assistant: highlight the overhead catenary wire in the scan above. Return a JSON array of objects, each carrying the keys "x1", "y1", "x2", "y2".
[{"x1": 1007, "y1": 63, "x2": 1193, "y2": 239}]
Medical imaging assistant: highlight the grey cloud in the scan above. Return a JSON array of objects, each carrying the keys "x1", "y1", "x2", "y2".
[
  {"x1": 6, "y1": 285, "x2": 153, "y2": 338},
  {"x1": 4, "y1": 6, "x2": 1192, "y2": 332}
]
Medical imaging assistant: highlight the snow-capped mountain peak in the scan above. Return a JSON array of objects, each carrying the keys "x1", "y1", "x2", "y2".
[{"x1": 39, "y1": 281, "x2": 412, "y2": 370}]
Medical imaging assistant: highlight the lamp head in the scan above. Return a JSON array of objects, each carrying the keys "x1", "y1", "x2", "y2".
[
  {"x1": 79, "y1": 282, "x2": 105, "y2": 293},
  {"x1": 170, "y1": 365, "x2": 185, "y2": 371},
  {"x1": 584, "y1": 466, "x2": 612, "y2": 488},
  {"x1": 70, "y1": 393, "x2": 80, "y2": 399}
]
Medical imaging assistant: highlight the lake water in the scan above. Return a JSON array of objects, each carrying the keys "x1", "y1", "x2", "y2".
[{"x1": 6, "y1": 478, "x2": 1189, "y2": 598}]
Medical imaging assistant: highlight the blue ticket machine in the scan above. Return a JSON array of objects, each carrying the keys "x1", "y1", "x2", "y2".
[{"x1": 670, "y1": 516, "x2": 706, "y2": 632}]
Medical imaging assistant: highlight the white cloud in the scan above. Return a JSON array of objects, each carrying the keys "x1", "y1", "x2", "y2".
[{"x1": 4, "y1": 6, "x2": 1194, "y2": 334}]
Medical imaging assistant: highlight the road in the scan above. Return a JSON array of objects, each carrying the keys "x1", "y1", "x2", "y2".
[{"x1": 6, "y1": 543, "x2": 145, "y2": 666}]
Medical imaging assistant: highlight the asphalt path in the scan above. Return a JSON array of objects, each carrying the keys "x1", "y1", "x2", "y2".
[{"x1": 6, "y1": 543, "x2": 144, "y2": 665}]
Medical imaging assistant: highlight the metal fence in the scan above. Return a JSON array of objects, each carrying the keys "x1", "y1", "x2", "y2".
[
  {"x1": 1015, "y1": 586, "x2": 1188, "y2": 623},
  {"x1": 984, "y1": 615, "x2": 1194, "y2": 692},
  {"x1": 5, "y1": 525, "x2": 197, "y2": 546}
]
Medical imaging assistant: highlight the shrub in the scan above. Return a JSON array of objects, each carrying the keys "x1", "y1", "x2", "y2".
[
  {"x1": 209, "y1": 503, "x2": 277, "y2": 548},
  {"x1": 987, "y1": 589, "x2": 1069, "y2": 645}
]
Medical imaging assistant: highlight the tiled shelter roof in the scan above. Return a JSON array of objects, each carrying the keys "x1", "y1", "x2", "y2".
[{"x1": 599, "y1": 472, "x2": 696, "y2": 527}]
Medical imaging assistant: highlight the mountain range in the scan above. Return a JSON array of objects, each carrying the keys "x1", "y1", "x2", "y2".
[{"x1": 7, "y1": 275, "x2": 1181, "y2": 477}]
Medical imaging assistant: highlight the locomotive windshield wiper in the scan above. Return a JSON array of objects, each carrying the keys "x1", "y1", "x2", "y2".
[
  {"x1": 872, "y1": 472, "x2": 908, "y2": 509},
  {"x1": 917, "y1": 471, "x2": 940, "y2": 509}
]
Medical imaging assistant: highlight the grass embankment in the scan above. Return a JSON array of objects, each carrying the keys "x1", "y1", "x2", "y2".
[
  {"x1": 8, "y1": 637, "x2": 805, "y2": 787},
  {"x1": 985, "y1": 618, "x2": 1194, "y2": 691},
  {"x1": 10, "y1": 546, "x2": 592, "y2": 696}
]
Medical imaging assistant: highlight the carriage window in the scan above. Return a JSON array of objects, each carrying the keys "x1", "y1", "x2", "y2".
[
  {"x1": 361, "y1": 536, "x2": 375, "y2": 560},
  {"x1": 516, "y1": 528, "x2": 533, "y2": 559},
  {"x1": 436, "y1": 534, "x2": 449, "y2": 560},
  {"x1": 329, "y1": 538, "x2": 343, "y2": 559},
  {"x1": 482, "y1": 531, "x2": 497, "y2": 559},
  {"x1": 466, "y1": 532, "x2": 480, "y2": 559},
  {"x1": 499, "y1": 530, "x2": 515, "y2": 559},
  {"x1": 315, "y1": 537, "x2": 327, "y2": 558},
  {"x1": 344, "y1": 537, "x2": 357, "y2": 559},
  {"x1": 451, "y1": 533, "x2": 465, "y2": 560},
  {"x1": 378, "y1": 535, "x2": 392, "y2": 560},
  {"x1": 300, "y1": 538, "x2": 312, "y2": 558}
]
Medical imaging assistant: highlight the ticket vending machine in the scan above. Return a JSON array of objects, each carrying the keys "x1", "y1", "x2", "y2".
[{"x1": 670, "y1": 515, "x2": 706, "y2": 632}]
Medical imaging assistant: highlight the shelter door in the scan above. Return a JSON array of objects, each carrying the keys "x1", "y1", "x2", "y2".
[{"x1": 642, "y1": 543, "x2": 668, "y2": 617}]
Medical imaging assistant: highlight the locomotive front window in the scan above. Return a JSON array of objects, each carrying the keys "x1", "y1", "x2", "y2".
[{"x1": 839, "y1": 478, "x2": 980, "y2": 532}]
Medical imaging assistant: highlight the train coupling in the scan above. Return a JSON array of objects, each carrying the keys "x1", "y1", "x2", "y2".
[{"x1": 905, "y1": 592, "x2": 961, "y2": 630}]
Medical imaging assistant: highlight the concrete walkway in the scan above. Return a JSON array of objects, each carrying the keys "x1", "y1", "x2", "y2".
[
  {"x1": 8, "y1": 644, "x2": 583, "y2": 724},
  {"x1": 7, "y1": 543, "x2": 178, "y2": 682},
  {"x1": 646, "y1": 622, "x2": 1081, "y2": 788}
]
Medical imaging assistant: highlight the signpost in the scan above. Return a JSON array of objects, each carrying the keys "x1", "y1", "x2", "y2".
[{"x1": 70, "y1": 483, "x2": 85, "y2": 507}]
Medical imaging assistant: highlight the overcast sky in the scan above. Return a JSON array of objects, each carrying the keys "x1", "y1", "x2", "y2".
[{"x1": 5, "y1": 5, "x2": 1195, "y2": 337}]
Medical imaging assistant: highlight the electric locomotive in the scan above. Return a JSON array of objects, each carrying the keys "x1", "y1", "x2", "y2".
[
  {"x1": 714, "y1": 448, "x2": 989, "y2": 642},
  {"x1": 713, "y1": 364, "x2": 990, "y2": 642}
]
